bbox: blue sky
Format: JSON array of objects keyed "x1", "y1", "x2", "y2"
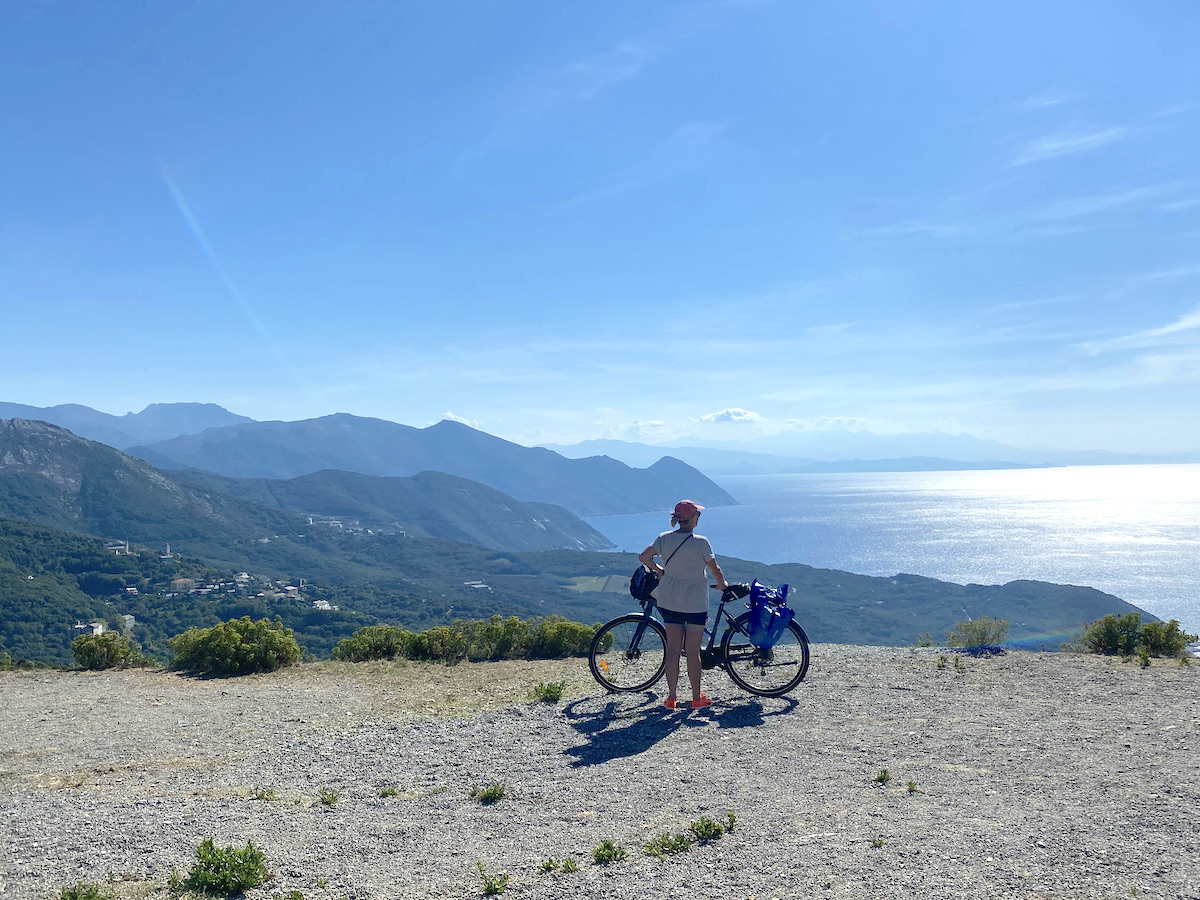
[{"x1": 3, "y1": 1, "x2": 1198, "y2": 453}]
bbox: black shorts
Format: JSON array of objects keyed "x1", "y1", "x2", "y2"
[{"x1": 658, "y1": 607, "x2": 707, "y2": 627}]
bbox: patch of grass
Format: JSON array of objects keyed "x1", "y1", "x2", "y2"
[
  {"x1": 870, "y1": 837, "x2": 886, "y2": 849},
  {"x1": 592, "y1": 839, "x2": 627, "y2": 865},
  {"x1": 560, "y1": 858, "x2": 578, "y2": 873},
  {"x1": 282, "y1": 892, "x2": 305, "y2": 900},
  {"x1": 59, "y1": 883, "x2": 114, "y2": 900},
  {"x1": 476, "y1": 862, "x2": 509, "y2": 895},
  {"x1": 471, "y1": 782, "x2": 506, "y2": 805},
  {"x1": 873, "y1": 769, "x2": 891, "y2": 785},
  {"x1": 319, "y1": 788, "x2": 339, "y2": 806},
  {"x1": 175, "y1": 838, "x2": 268, "y2": 897},
  {"x1": 936, "y1": 655, "x2": 948, "y2": 669},
  {"x1": 379, "y1": 786, "x2": 399, "y2": 798},
  {"x1": 906, "y1": 780, "x2": 918, "y2": 794},
  {"x1": 251, "y1": 787, "x2": 279, "y2": 801},
  {"x1": 643, "y1": 833, "x2": 692, "y2": 858},
  {"x1": 724, "y1": 810, "x2": 737, "y2": 832},
  {"x1": 529, "y1": 680, "x2": 567, "y2": 703},
  {"x1": 688, "y1": 816, "x2": 725, "y2": 843},
  {"x1": 537, "y1": 859, "x2": 559, "y2": 873}
]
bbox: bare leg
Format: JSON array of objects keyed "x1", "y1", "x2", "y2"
[
  {"x1": 684, "y1": 623, "x2": 705, "y2": 701},
  {"x1": 664, "y1": 623, "x2": 685, "y2": 700}
]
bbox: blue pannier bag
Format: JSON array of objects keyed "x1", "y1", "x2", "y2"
[{"x1": 745, "y1": 580, "x2": 794, "y2": 648}]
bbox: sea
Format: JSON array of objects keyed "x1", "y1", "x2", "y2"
[{"x1": 587, "y1": 464, "x2": 1200, "y2": 638}]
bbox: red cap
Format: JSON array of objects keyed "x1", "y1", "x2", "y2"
[{"x1": 673, "y1": 500, "x2": 705, "y2": 519}]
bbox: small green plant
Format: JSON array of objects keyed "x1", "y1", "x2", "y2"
[
  {"x1": 873, "y1": 769, "x2": 891, "y2": 785},
  {"x1": 592, "y1": 839, "x2": 627, "y2": 865},
  {"x1": 906, "y1": 780, "x2": 918, "y2": 794},
  {"x1": 472, "y1": 782, "x2": 506, "y2": 805},
  {"x1": 916, "y1": 632, "x2": 934, "y2": 647},
  {"x1": 1138, "y1": 646, "x2": 1152, "y2": 668},
  {"x1": 476, "y1": 862, "x2": 509, "y2": 895},
  {"x1": 936, "y1": 654, "x2": 948, "y2": 669},
  {"x1": 177, "y1": 838, "x2": 268, "y2": 896},
  {"x1": 537, "y1": 859, "x2": 559, "y2": 873},
  {"x1": 529, "y1": 680, "x2": 567, "y2": 703},
  {"x1": 870, "y1": 837, "x2": 886, "y2": 849},
  {"x1": 953, "y1": 654, "x2": 966, "y2": 675},
  {"x1": 251, "y1": 787, "x2": 279, "y2": 801},
  {"x1": 319, "y1": 789, "x2": 339, "y2": 806},
  {"x1": 283, "y1": 892, "x2": 305, "y2": 900},
  {"x1": 59, "y1": 883, "x2": 114, "y2": 900},
  {"x1": 724, "y1": 810, "x2": 737, "y2": 832},
  {"x1": 379, "y1": 786, "x2": 399, "y2": 798},
  {"x1": 316, "y1": 878, "x2": 329, "y2": 889},
  {"x1": 688, "y1": 816, "x2": 725, "y2": 843},
  {"x1": 643, "y1": 833, "x2": 692, "y2": 858},
  {"x1": 560, "y1": 858, "x2": 578, "y2": 873}
]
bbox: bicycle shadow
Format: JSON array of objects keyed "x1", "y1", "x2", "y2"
[{"x1": 560, "y1": 693, "x2": 798, "y2": 767}]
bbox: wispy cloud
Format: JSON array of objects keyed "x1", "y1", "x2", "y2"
[
  {"x1": 1010, "y1": 127, "x2": 1128, "y2": 166},
  {"x1": 1016, "y1": 92, "x2": 1071, "y2": 111},
  {"x1": 1031, "y1": 185, "x2": 1164, "y2": 221},
  {"x1": 1082, "y1": 305, "x2": 1200, "y2": 354}
]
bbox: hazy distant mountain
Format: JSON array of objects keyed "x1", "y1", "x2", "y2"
[
  {"x1": 0, "y1": 401, "x2": 254, "y2": 448},
  {"x1": 548, "y1": 431, "x2": 1200, "y2": 473},
  {"x1": 175, "y1": 468, "x2": 614, "y2": 552},
  {"x1": 0, "y1": 418, "x2": 612, "y2": 554},
  {"x1": 130, "y1": 415, "x2": 737, "y2": 516}
]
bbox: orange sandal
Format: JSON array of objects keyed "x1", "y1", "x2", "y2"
[
  {"x1": 663, "y1": 697, "x2": 678, "y2": 709},
  {"x1": 691, "y1": 693, "x2": 712, "y2": 709}
]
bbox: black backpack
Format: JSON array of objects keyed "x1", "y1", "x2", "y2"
[{"x1": 628, "y1": 533, "x2": 692, "y2": 601}]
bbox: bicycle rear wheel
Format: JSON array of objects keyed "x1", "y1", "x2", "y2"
[
  {"x1": 721, "y1": 613, "x2": 810, "y2": 696},
  {"x1": 588, "y1": 614, "x2": 668, "y2": 692}
]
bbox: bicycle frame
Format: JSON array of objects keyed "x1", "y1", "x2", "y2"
[{"x1": 641, "y1": 590, "x2": 753, "y2": 670}]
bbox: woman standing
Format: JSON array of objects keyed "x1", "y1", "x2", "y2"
[{"x1": 638, "y1": 499, "x2": 728, "y2": 709}]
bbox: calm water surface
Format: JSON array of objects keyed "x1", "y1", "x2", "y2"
[{"x1": 589, "y1": 464, "x2": 1200, "y2": 635}]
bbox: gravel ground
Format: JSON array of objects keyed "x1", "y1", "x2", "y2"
[{"x1": 2, "y1": 646, "x2": 1198, "y2": 900}]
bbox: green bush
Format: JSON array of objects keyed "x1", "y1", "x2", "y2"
[
  {"x1": 945, "y1": 616, "x2": 1009, "y2": 650},
  {"x1": 529, "y1": 680, "x2": 567, "y2": 703},
  {"x1": 331, "y1": 615, "x2": 600, "y2": 665},
  {"x1": 168, "y1": 616, "x2": 302, "y2": 676},
  {"x1": 1140, "y1": 619, "x2": 1197, "y2": 658},
  {"x1": 71, "y1": 631, "x2": 148, "y2": 670},
  {"x1": 592, "y1": 840, "x2": 627, "y2": 865},
  {"x1": 472, "y1": 782, "x2": 506, "y2": 805},
  {"x1": 643, "y1": 833, "x2": 692, "y2": 858},
  {"x1": 176, "y1": 838, "x2": 268, "y2": 896},
  {"x1": 688, "y1": 816, "x2": 725, "y2": 843},
  {"x1": 331, "y1": 624, "x2": 413, "y2": 662},
  {"x1": 1077, "y1": 613, "x2": 1197, "y2": 659}
]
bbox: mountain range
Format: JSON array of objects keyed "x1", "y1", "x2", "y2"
[
  {"x1": 127, "y1": 414, "x2": 736, "y2": 516},
  {"x1": 0, "y1": 410, "x2": 1157, "y2": 664},
  {"x1": 0, "y1": 418, "x2": 609, "y2": 554},
  {"x1": 545, "y1": 433, "x2": 1200, "y2": 475},
  {"x1": 0, "y1": 401, "x2": 252, "y2": 449}
]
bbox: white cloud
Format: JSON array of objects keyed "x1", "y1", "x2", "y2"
[
  {"x1": 1016, "y1": 92, "x2": 1070, "y2": 111},
  {"x1": 699, "y1": 408, "x2": 763, "y2": 424},
  {"x1": 1010, "y1": 127, "x2": 1127, "y2": 166},
  {"x1": 441, "y1": 411, "x2": 479, "y2": 428},
  {"x1": 1082, "y1": 305, "x2": 1200, "y2": 354},
  {"x1": 1031, "y1": 185, "x2": 1164, "y2": 221}
]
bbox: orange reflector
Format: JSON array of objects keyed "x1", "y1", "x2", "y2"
[{"x1": 600, "y1": 659, "x2": 609, "y2": 673}]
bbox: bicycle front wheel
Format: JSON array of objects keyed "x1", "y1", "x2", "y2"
[
  {"x1": 721, "y1": 613, "x2": 810, "y2": 697},
  {"x1": 588, "y1": 614, "x2": 668, "y2": 692}
]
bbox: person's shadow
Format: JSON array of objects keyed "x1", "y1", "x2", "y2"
[{"x1": 560, "y1": 693, "x2": 799, "y2": 767}]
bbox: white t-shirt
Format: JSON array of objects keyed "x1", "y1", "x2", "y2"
[{"x1": 651, "y1": 530, "x2": 715, "y2": 614}]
